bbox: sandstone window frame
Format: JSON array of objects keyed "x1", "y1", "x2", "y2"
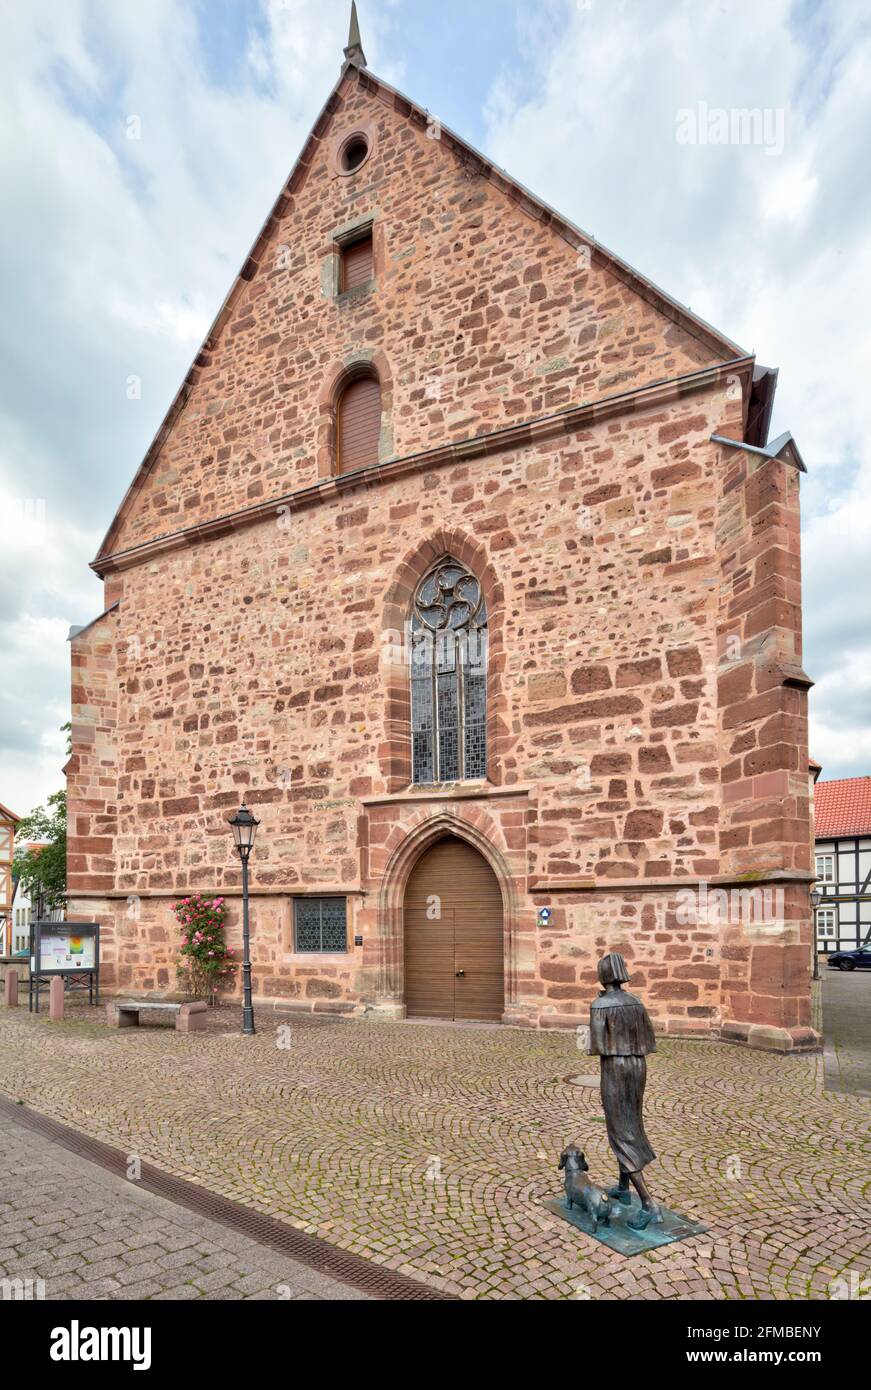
[
  {"x1": 340, "y1": 226, "x2": 374, "y2": 294},
  {"x1": 333, "y1": 124, "x2": 376, "y2": 180},
  {"x1": 409, "y1": 556, "x2": 489, "y2": 787},
  {"x1": 317, "y1": 350, "x2": 393, "y2": 479},
  {"x1": 380, "y1": 529, "x2": 508, "y2": 794},
  {"x1": 335, "y1": 364, "x2": 382, "y2": 475},
  {"x1": 325, "y1": 214, "x2": 380, "y2": 303}
]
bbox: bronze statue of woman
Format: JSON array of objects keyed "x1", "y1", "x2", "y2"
[{"x1": 589, "y1": 952, "x2": 662, "y2": 1230}]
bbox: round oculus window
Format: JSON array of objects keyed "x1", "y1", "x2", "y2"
[{"x1": 340, "y1": 134, "x2": 370, "y2": 173}]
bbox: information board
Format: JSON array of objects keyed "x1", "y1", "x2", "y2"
[
  {"x1": 28, "y1": 921, "x2": 100, "y2": 1012},
  {"x1": 32, "y1": 931, "x2": 96, "y2": 972}
]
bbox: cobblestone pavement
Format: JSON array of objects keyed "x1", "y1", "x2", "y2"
[
  {"x1": 822, "y1": 969, "x2": 871, "y2": 1098},
  {"x1": 0, "y1": 1002, "x2": 868, "y2": 1301},
  {"x1": 0, "y1": 1112, "x2": 371, "y2": 1301}
]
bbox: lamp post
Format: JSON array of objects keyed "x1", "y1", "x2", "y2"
[
  {"x1": 809, "y1": 884, "x2": 823, "y2": 982},
  {"x1": 228, "y1": 802, "x2": 260, "y2": 1036}
]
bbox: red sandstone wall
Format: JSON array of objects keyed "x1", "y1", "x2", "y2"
[
  {"x1": 66, "y1": 67, "x2": 813, "y2": 1045},
  {"x1": 106, "y1": 388, "x2": 736, "y2": 893},
  {"x1": 714, "y1": 445, "x2": 813, "y2": 1045},
  {"x1": 66, "y1": 380, "x2": 808, "y2": 1034},
  {"x1": 105, "y1": 69, "x2": 725, "y2": 557}
]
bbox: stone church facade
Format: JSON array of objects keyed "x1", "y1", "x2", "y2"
[{"x1": 67, "y1": 23, "x2": 817, "y2": 1051}]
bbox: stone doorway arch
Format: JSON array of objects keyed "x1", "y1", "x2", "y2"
[
  {"x1": 404, "y1": 835, "x2": 504, "y2": 1021},
  {"x1": 373, "y1": 811, "x2": 519, "y2": 1022}
]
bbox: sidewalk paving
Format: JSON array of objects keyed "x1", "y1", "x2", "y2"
[
  {"x1": 0, "y1": 1002, "x2": 868, "y2": 1300},
  {"x1": 821, "y1": 968, "x2": 871, "y2": 1098},
  {"x1": 0, "y1": 1113, "x2": 371, "y2": 1301}
]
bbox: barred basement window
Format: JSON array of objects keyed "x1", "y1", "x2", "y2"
[
  {"x1": 293, "y1": 898, "x2": 348, "y2": 953},
  {"x1": 410, "y1": 558, "x2": 488, "y2": 785}
]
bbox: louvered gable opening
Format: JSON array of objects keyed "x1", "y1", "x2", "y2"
[
  {"x1": 342, "y1": 233, "x2": 373, "y2": 292},
  {"x1": 337, "y1": 374, "x2": 381, "y2": 474}
]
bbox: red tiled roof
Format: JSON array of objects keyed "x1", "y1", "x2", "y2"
[{"x1": 814, "y1": 777, "x2": 871, "y2": 838}]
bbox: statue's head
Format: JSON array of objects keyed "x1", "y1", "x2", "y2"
[{"x1": 597, "y1": 952, "x2": 630, "y2": 988}]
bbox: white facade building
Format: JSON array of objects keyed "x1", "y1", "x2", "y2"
[{"x1": 813, "y1": 778, "x2": 871, "y2": 955}]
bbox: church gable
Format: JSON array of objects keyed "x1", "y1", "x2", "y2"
[{"x1": 97, "y1": 55, "x2": 745, "y2": 566}]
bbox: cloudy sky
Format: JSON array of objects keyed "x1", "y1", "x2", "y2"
[{"x1": 1, "y1": 0, "x2": 869, "y2": 819}]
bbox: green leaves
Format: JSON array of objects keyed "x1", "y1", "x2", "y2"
[
  {"x1": 172, "y1": 895, "x2": 236, "y2": 1001},
  {"x1": 13, "y1": 790, "x2": 67, "y2": 914}
]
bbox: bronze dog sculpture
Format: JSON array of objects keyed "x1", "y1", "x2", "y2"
[{"x1": 558, "y1": 1144, "x2": 612, "y2": 1227}]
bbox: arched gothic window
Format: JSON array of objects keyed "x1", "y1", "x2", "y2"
[{"x1": 410, "y1": 558, "x2": 488, "y2": 784}]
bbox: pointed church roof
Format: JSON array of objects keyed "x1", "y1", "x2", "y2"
[{"x1": 92, "y1": 25, "x2": 753, "y2": 572}]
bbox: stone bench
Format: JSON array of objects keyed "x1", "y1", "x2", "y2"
[{"x1": 106, "y1": 1000, "x2": 208, "y2": 1033}]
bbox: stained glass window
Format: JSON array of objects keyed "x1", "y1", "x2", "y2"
[
  {"x1": 294, "y1": 898, "x2": 348, "y2": 953},
  {"x1": 410, "y1": 558, "x2": 488, "y2": 784}
]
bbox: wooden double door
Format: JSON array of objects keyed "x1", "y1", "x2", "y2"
[{"x1": 404, "y1": 836, "x2": 504, "y2": 1022}]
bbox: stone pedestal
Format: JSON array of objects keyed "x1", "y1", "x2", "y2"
[
  {"x1": 49, "y1": 977, "x2": 64, "y2": 1021},
  {"x1": 106, "y1": 1003, "x2": 135, "y2": 1027},
  {"x1": 176, "y1": 1001, "x2": 208, "y2": 1032},
  {"x1": 4, "y1": 969, "x2": 18, "y2": 1007}
]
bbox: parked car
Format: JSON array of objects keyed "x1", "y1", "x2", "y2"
[{"x1": 827, "y1": 945, "x2": 871, "y2": 971}]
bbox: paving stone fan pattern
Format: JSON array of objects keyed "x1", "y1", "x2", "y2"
[{"x1": 0, "y1": 1005, "x2": 867, "y2": 1300}]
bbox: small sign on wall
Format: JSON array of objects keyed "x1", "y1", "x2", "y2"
[{"x1": 537, "y1": 907, "x2": 552, "y2": 925}]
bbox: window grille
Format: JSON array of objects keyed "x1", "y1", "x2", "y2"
[{"x1": 294, "y1": 898, "x2": 348, "y2": 953}]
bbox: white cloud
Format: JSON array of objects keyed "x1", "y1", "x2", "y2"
[
  {"x1": 760, "y1": 161, "x2": 819, "y2": 223},
  {"x1": 482, "y1": 0, "x2": 871, "y2": 777}
]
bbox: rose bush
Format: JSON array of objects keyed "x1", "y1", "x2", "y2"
[{"x1": 172, "y1": 894, "x2": 236, "y2": 1002}]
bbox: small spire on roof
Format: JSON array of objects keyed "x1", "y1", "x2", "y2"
[{"x1": 344, "y1": 0, "x2": 367, "y2": 69}]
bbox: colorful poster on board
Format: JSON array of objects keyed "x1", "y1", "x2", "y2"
[{"x1": 38, "y1": 931, "x2": 96, "y2": 970}]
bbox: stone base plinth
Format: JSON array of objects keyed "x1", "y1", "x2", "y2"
[
  {"x1": 362, "y1": 1001, "x2": 407, "y2": 1021},
  {"x1": 720, "y1": 1020, "x2": 822, "y2": 1053}
]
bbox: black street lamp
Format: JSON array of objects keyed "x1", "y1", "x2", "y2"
[
  {"x1": 809, "y1": 884, "x2": 823, "y2": 982},
  {"x1": 228, "y1": 802, "x2": 260, "y2": 1036}
]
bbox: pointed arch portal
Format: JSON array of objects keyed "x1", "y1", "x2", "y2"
[{"x1": 403, "y1": 834, "x2": 505, "y2": 1022}]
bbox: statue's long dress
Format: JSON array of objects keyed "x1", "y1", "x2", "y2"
[{"x1": 589, "y1": 989, "x2": 657, "y2": 1175}]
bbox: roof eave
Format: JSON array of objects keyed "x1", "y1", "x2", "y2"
[{"x1": 68, "y1": 600, "x2": 121, "y2": 642}]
